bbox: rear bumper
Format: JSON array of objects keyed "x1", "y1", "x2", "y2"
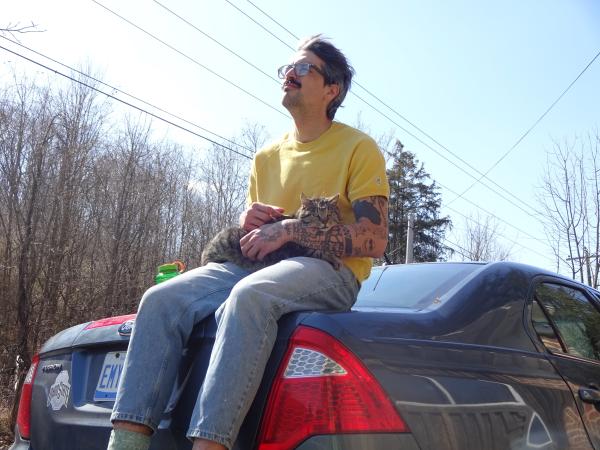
[
  {"x1": 10, "y1": 432, "x2": 418, "y2": 450},
  {"x1": 9, "y1": 427, "x2": 31, "y2": 450},
  {"x1": 25, "y1": 423, "x2": 184, "y2": 450},
  {"x1": 296, "y1": 433, "x2": 419, "y2": 449}
]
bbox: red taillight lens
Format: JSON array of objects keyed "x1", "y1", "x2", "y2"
[
  {"x1": 84, "y1": 313, "x2": 136, "y2": 329},
  {"x1": 16, "y1": 354, "x2": 40, "y2": 440},
  {"x1": 257, "y1": 326, "x2": 408, "y2": 450}
]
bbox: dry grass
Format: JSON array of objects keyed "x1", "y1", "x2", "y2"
[
  {"x1": 0, "y1": 383, "x2": 15, "y2": 450},
  {"x1": 0, "y1": 405, "x2": 13, "y2": 449}
]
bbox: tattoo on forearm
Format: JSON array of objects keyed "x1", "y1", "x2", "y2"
[
  {"x1": 353, "y1": 198, "x2": 382, "y2": 225},
  {"x1": 285, "y1": 221, "x2": 350, "y2": 257},
  {"x1": 263, "y1": 227, "x2": 284, "y2": 242},
  {"x1": 351, "y1": 196, "x2": 389, "y2": 257},
  {"x1": 324, "y1": 225, "x2": 348, "y2": 257},
  {"x1": 343, "y1": 227, "x2": 353, "y2": 255}
]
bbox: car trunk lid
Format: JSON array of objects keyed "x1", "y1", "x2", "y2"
[{"x1": 28, "y1": 312, "x2": 303, "y2": 450}]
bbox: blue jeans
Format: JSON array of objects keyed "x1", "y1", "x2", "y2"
[{"x1": 110, "y1": 257, "x2": 359, "y2": 449}]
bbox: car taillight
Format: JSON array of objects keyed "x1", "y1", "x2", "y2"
[
  {"x1": 257, "y1": 326, "x2": 408, "y2": 450},
  {"x1": 84, "y1": 313, "x2": 136, "y2": 329},
  {"x1": 16, "y1": 354, "x2": 40, "y2": 440}
]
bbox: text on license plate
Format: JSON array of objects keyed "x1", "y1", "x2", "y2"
[{"x1": 94, "y1": 351, "x2": 126, "y2": 401}]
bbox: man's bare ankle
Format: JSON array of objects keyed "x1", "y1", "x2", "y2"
[
  {"x1": 192, "y1": 437, "x2": 226, "y2": 450},
  {"x1": 113, "y1": 420, "x2": 153, "y2": 436}
]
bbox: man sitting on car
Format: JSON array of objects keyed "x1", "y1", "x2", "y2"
[{"x1": 108, "y1": 34, "x2": 389, "y2": 450}]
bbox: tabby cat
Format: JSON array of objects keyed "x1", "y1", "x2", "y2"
[{"x1": 201, "y1": 193, "x2": 342, "y2": 271}]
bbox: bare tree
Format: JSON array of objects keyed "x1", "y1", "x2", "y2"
[
  {"x1": 0, "y1": 70, "x2": 264, "y2": 437},
  {"x1": 0, "y1": 22, "x2": 44, "y2": 40},
  {"x1": 538, "y1": 132, "x2": 600, "y2": 288},
  {"x1": 239, "y1": 122, "x2": 269, "y2": 154},
  {"x1": 198, "y1": 144, "x2": 250, "y2": 233},
  {"x1": 457, "y1": 212, "x2": 512, "y2": 262},
  {"x1": 35, "y1": 72, "x2": 106, "y2": 340},
  {"x1": 0, "y1": 78, "x2": 57, "y2": 426}
]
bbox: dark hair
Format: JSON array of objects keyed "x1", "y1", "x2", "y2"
[{"x1": 298, "y1": 34, "x2": 355, "y2": 120}]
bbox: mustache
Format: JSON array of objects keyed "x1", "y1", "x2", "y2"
[{"x1": 283, "y1": 79, "x2": 302, "y2": 89}]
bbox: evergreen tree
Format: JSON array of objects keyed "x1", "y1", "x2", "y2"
[{"x1": 386, "y1": 140, "x2": 452, "y2": 263}]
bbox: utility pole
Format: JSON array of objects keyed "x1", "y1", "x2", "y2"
[
  {"x1": 406, "y1": 214, "x2": 414, "y2": 264},
  {"x1": 566, "y1": 247, "x2": 598, "y2": 288}
]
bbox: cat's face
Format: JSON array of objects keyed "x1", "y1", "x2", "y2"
[{"x1": 297, "y1": 194, "x2": 341, "y2": 226}]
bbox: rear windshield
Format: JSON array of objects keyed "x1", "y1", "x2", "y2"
[{"x1": 355, "y1": 263, "x2": 484, "y2": 310}]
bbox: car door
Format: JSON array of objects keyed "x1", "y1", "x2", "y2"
[{"x1": 529, "y1": 279, "x2": 600, "y2": 448}]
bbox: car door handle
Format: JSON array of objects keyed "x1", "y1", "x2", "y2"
[{"x1": 579, "y1": 387, "x2": 600, "y2": 404}]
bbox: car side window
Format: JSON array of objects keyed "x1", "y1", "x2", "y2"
[
  {"x1": 531, "y1": 300, "x2": 564, "y2": 354},
  {"x1": 534, "y1": 283, "x2": 600, "y2": 361}
]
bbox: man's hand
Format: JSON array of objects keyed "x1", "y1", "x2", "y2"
[
  {"x1": 240, "y1": 219, "x2": 296, "y2": 261},
  {"x1": 239, "y1": 202, "x2": 285, "y2": 231}
]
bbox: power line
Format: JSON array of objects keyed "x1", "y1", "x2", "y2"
[
  {"x1": 245, "y1": 0, "x2": 299, "y2": 40},
  {"x1": 223, "y1": 0, "x2": 294, "y2": 51},
  {"x1": 151, "y1": 0, "x2": 280, "y2": 86},
  {"x1": 0, "y1": 43, "x2": 253, "y2": 160},
  {"x1": 349, "y1": 89, "x2": 537, "y2": 217},
  {"x1": 442, "y1": 237, "x2": 476, "y2": 261},
  {"x1": 443, "y1": 202, "x2": 553, "y2": 262},
  {"x1": 437, "y1": 179, "x2": 546, "y2": 245},
  {"x1": 447, "y1": 48, "x2": 600, "y2": 205},
  {"x1": 0, "y1": 35, "x2": 256, "y2": 157},
  {"x1": 90, "y1": 0, "x2": 289, "y2": 119}
]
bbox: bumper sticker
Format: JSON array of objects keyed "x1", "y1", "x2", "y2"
[{"x1": 47, "y1": 370, "x2": 71, "y2": 411}]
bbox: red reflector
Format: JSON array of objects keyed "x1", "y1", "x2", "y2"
[
  {"x1": 258, "y1": 326, "x2": 408, "y2": 450},
  {"x1": 16, "y1": 354, "x2": 39, "y2": 440},
  {"x1": 84, "y1": 314, "x2": 136, "y2": 329}
]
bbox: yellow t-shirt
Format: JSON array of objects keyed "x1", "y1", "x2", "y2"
[{"x1": 247, "y1": 121, "x2": 390, "y2": 282}]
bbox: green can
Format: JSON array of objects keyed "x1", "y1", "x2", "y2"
[{"x1": 155, "y1": 260, "x2": 186, "y2": 284}]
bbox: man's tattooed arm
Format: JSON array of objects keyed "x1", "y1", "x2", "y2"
[{"x1": 283, "y1": 196, "x2": 389, "y2": 258}]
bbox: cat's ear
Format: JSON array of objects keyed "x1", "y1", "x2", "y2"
[
  {"x1": 300, "y1": 192, "x2": 309, "y2": 206},
  {"x1": 328, "y1": 193, "x2": 340, "y2": 205}
]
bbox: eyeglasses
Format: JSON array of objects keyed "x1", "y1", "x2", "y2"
[{"x1": 277, "y1": 63, "x2": 326, "y2": 80}]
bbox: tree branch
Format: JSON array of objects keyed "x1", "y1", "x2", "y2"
[{"x1": 1, "y1": 22, "x2": 44, "y2": 41}]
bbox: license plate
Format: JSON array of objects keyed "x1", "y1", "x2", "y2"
[{"x1": 94, "y1": 351, "x2": 126, "y2": 401}]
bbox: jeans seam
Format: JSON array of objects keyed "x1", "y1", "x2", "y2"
[
  {"x1": 187, "y1": 430, "x2": 231, "y2": 448},
  {"x1": 110, "y1": 412, "x2": 157, "y2": 431},
  {"x1": 144, "y1": 286, "x2": 235, "y2": 424},
  {"x1": 290, "y1": 271, "x2": 357, "y2": 307},
  {"x1": 167, "y1": 283, "x2": 239, "y2": 343},
  {"x1": 226, "y1": 314, "x2": 276, "y2": 438},
  {"x1": 146, "y1": 344, "x2": 171, "y2": 426}
]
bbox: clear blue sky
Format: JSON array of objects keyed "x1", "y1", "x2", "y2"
[{"x1": 2, "y1": 0, "x2": 599, "y2": 272}]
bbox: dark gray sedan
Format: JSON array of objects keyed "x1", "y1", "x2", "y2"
[{"x1": 11, "y1": 262, "x2": 600, "y2": 449}]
